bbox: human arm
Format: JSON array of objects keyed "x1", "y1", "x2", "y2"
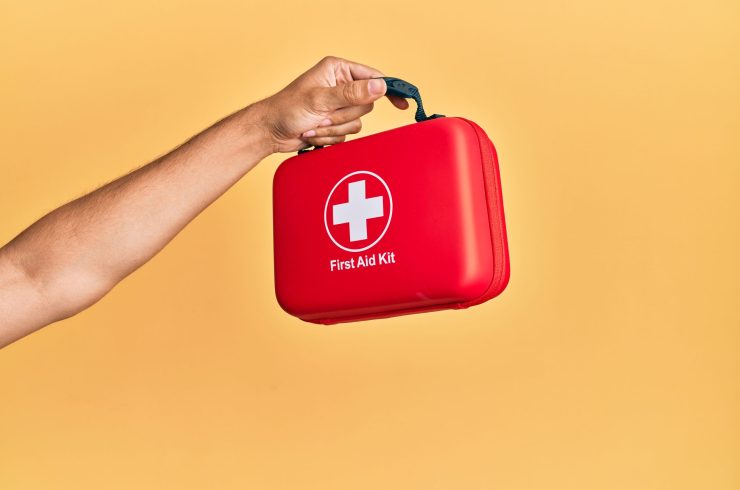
[{"x1": 0, "y1": 56, "x2": 408, "y2": 348}]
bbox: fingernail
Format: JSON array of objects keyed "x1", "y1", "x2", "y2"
[
  {"x1": 303, "y1": 129, "x2": 316, "y2": 137},
  {"x1": 368, "y1": 78, "x2": 384, "y2": 95},
  {"x1": 320, "y1": 118, "x2": 332, "y2": 127}
]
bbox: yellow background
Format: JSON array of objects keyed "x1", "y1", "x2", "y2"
[{"x1": 1, "y1": 0, "x2": 738, "y2": 488}]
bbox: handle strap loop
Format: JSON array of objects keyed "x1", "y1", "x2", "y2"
[{"x1": 380, "y1": 77, "x2": 444, "y2": 123}]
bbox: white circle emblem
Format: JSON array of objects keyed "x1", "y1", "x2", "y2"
[{"x1": 323, "y1": 170, "x2": 393, "y2": 253}]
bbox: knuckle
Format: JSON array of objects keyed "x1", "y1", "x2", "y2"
[
  {"x1": 342, "y1": 83, "x2": 362, "y2": 104},
  {"x1": 341, "y1": 84, "x2": 354, "y2": 104},
  {"x1": 321, "y1": 55, "x2": 339, "y2": 66},
  {"x1": 350, "y1": 119, "x2": 362, "y2": 133},
  {"x1": 316, "y1": 135, "x2": 345, "y2": 146},
  {"x1": 321, "y1": 126, "x2": 338, "y2": 137}
]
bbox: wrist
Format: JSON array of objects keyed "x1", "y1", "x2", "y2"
[{"x1": 228, "y1": 101, "x2": 276, "y2": 161}]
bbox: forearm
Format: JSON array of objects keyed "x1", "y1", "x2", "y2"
[{"x1": 0, "y1": 104, "x2": 271, "y2": 343}]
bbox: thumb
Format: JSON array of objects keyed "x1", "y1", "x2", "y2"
[{"x1": 317, "y1": 78, "x2": 387, "y2": 111}]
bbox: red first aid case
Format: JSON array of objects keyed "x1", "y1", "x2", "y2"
[{"x1": 272, "y1": 77, "x2": 509, "y2": 324}]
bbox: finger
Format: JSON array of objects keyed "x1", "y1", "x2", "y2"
[
  {"x1": 314, "y1": 78, "x2": 386, "y2": 111},
  {"x1": 387, "y1": 95, "x2": 410, "y2": 110},
  {"x1": 314, "y1": 104, "x2": 373, "y2": 127},
  {"x1": 318, "y1": 56, "x2": 385, "y2": 80},
  {"x1": 318, "y1": 57, "x2": 409, "y2": 111},
  {"x1": 304, "y1": 135, "x2": 347, "y2": 146},
  {"x1": 343, "y1": 59, "x2": 384, "y2": 80},
  {"x1": 302, "y1": 119, "x2": 362, "y2": 139},
  {"x1": 340, "y1": 59, "x2": 408, "y2": 109}
]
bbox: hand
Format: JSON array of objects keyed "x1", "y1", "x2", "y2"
[{"x1": 250, "y1": 56, "x2": 409, "y2": 153}]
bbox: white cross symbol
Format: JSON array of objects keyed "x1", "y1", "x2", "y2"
[{"x1": 332, "y1": 180, "x2": 384, "y2": 242}]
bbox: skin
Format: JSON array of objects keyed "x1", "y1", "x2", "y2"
[{"x1": 0, "y1": 56, "x2": 410, "y2": 348}]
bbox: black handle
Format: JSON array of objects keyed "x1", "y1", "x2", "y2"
[{"x1": 380, "y1": 77, "x2": 444, "y2": 123}]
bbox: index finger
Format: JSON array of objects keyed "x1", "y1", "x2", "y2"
[{"x1": 340, "y1": 58, "x2": 384, "y2": 80}]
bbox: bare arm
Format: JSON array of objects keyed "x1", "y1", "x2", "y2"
[{"x1": 0, "y1": 56, "x2": 408, "y2": 347}]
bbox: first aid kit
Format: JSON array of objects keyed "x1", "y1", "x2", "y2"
[{"x1": 272, "y1": 77, "x2": 509, "y2": 324}]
